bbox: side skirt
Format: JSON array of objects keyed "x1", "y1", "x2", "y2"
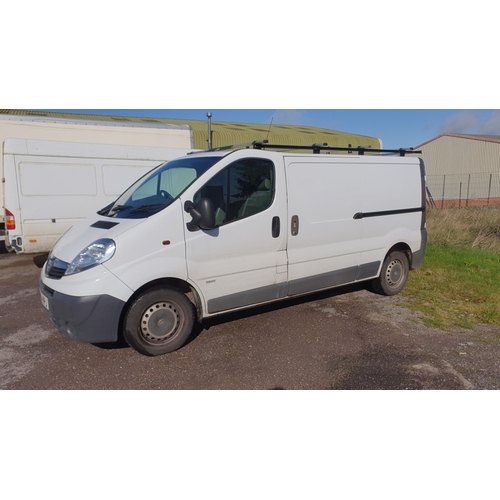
[{"x1": 207, "y1": 261, "x2": 381, "y2": 314}]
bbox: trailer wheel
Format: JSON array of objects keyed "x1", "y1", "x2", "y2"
[
  {"x1": 123, "y1": 286, "x2": 195, "y2": 356},
  {"x1": 373, "y1": 251, "x2": 409, "y2": 296}
]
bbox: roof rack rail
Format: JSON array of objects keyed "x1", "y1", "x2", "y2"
[
  {"x1": 187, "y1": 142, "x2": 257, "y2": 155},
  {"x1": 251, "y1": 140, "x2": 421, "y2": 156},
  {"x1": 188, "y1": 140, "x2": 422, "y2": 156}
]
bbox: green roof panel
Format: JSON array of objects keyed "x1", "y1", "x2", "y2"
[{"x1": 0, "y1": 109, "x2": 381, "y2": 151}]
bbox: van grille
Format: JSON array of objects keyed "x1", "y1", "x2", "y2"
[
  {"x1": 41, "y1": 283, "x2": 55, "y2": 296},
  {"x1": 45, "y1": 257, "x2": 69, "y2": 279}
]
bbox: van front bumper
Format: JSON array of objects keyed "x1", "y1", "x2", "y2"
[{"x1": 40, "y1": 279, "x2": 126, "y2": 343}]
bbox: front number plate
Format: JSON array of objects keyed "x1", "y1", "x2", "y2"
[{"x1": 40, "y1": 292, "x2": 49, "y2": 310}]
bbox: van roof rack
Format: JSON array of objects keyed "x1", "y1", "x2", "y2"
[
  {"x1": 251, "y1": 140, "x2": 422, "y2": 156},
  {"x1": 190, "y1": 140, "x2": 421, "y2": 157}
]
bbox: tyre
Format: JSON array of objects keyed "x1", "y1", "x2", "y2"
[
  {"x1": 372, "y1": 251, "x2": 409, "y2": 296},
  {"x1": 123, "y1": 286, "x2": 195, "y2": 356}
]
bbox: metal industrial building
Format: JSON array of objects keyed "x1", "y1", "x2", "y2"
[
  {"x1": 416, "y1": 134, "x2": 500, "y2": 207},
  {"x1": 0, "y1": 110, "x2": 382, "y2": 151}
]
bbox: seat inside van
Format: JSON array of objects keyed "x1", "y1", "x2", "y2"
[{"x1": 238, "y1": 179, "x2": 272, "y2": 218}]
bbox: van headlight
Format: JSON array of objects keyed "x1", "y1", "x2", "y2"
[{"x1": 65, "y1": 238, "x2": 116, "y2": 276}]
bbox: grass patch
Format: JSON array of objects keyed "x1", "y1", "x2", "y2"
[
  {"x1": 403, "y1": 245, "x2": 500, "y2": 330},
  {"x1": 402, "y1": 207, "x2": 500, "y2": 330}
]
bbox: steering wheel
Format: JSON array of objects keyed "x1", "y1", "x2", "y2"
[{"x1": 159, "y1": 190, "x2": 174, "y2": 201}]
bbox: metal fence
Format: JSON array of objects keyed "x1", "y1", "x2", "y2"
[{"x1": 426, "y1": 173, "x2": 500, "y2": 208}]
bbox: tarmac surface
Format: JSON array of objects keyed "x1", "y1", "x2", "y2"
[{"x1": 1, "y1": 248, "x2": 499, "y2": 390}]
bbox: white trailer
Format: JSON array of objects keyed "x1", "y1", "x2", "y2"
[
  {"x1": 3, "y1": 139, "x2": 193, "y2": 253},
  {"x1": 0, "y1": 113, "x2": 193, "y2": 243},
  {"x1": 39, "y1": 142, "x2": 427, "y2": 356}
]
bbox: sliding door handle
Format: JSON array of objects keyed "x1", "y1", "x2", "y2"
[{"x1": 291, "y1": 215, "x2": 299, "y2": 236}]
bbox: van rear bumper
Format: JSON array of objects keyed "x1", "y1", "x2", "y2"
[
  {"x1": 40, "y1": 279, "x2": 125, "y2": 343},
  {"x1": 411, "y1": 229, "x2": 428, "y2": 269}
]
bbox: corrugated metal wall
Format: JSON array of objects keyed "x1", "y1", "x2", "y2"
[
  {"x1": 418, "y1": 134, "x2": 500, "y2": 175},
  {"x1": 418, "y1": 135, "x2": 500, "y2": 205}
]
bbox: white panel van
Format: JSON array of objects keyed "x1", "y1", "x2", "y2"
[
  {"x1": 39, "y1": 143, "x2": 427, "y2": 356},
  {"x1": 3, "y1": 139, "x2": 193, "y2": 253},
  {"x1": 0, "y1": 113, "x2": 192, "y2": 244}
]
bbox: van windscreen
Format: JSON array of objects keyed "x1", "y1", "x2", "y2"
[{"x1": 102, "y1": 156, "x2": 223, "y2": 219}]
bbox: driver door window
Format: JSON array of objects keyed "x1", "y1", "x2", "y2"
[{"x1": 194, "y1": 158, "x2": 274, "y2": 227}]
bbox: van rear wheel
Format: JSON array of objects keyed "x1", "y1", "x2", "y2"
[
  {"x1": 123, "y1": 286, "x2": 195, "y2": 356},
  {"x1": 373, "y1": 251, "x2": 409, "y2": 296}
]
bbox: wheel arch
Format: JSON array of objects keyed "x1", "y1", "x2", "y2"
[
  {"x1": 384, "y1": 242, "x2": 413, "y2": 270},
  {"x1": 119, "y1": 278, "x2": 204, "y2": 339}
]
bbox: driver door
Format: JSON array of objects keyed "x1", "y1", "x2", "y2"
[{"x1": 182, "y1": 156, "x2": 287, "y2": 315}]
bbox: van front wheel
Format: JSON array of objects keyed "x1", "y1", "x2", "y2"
[
  {"x1": 123, "y1": 287, "x2": 195, "y2": 356},
  {"x1": 373, "y1": 251, "x2": 409, "y2": 296}
]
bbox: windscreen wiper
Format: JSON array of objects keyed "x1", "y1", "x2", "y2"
[
  {"x1": 97, "y1": 202, "x2": 114, "y2": 216},
  {"x1": 110, "y1": 205, "x2": 133, "y2": 213},
  {"x1": 129, "y1": 204, "x2": 167, "y2": 214}
]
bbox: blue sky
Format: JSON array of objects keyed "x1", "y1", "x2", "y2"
[{"x1": 55, "y1": 109, "x2": 500, "y2": 150}]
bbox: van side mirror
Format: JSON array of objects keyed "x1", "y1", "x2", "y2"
[{"x1": 184, "y1": 199, "x2": 216, "y2": 232}]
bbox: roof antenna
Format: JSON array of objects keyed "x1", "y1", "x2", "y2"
[
  {"x1": 207, "y1": 112, "x2": 213, "y2": 149},
  {"x1": 265, "y1": 117, "x2": 274, "y2": 141}
]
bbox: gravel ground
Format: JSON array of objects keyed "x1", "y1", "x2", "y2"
[{"x1": 1, "y1": 248, "x2": 499, "y2": 390}]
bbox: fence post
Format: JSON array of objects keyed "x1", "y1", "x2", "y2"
[
  {"x1": 487, "y1": 173, "x2": 492, "y2": 206},
  {"x1": 466, "y1": 174, "x2": 470, "y2": 207},
  {"x1": 441, "y1": 175, "x2": 446, "y2": 208}
]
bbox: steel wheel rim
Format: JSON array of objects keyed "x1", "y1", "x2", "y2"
[
  {"x1": 386, "y1": 259, "x2": 405, "y2": 288},
  {"x1": 140, "y1": 301, "x2": 181, "y2": 343}
]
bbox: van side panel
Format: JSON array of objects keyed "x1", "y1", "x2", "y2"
[
  {"x1": 284, "y1": 156, "x2": 425, "y2": 296},
  {"x1": 3, "y1": 139, "x2": 193, "y2": 253},
  {"x1": 8, "y1": 156, "x2": 156, "y2": 253},
  {"x1": 360, "y1": 160, "x2": 425, "y2": 268}
]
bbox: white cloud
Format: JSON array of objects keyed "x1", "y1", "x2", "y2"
[
  {"x1": 479, "y1": 110, "x2": 500, "y2": 135},
  {"x1": 270, "y1": 110, "x2": 305, "y2": 126},
  {"x1": 439, "y1": 111, "x2": 481, "y2": 134}
]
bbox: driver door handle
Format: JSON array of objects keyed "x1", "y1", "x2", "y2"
[{"x1": 272, "y1": 216, "x2": 280, "y2": 238}]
